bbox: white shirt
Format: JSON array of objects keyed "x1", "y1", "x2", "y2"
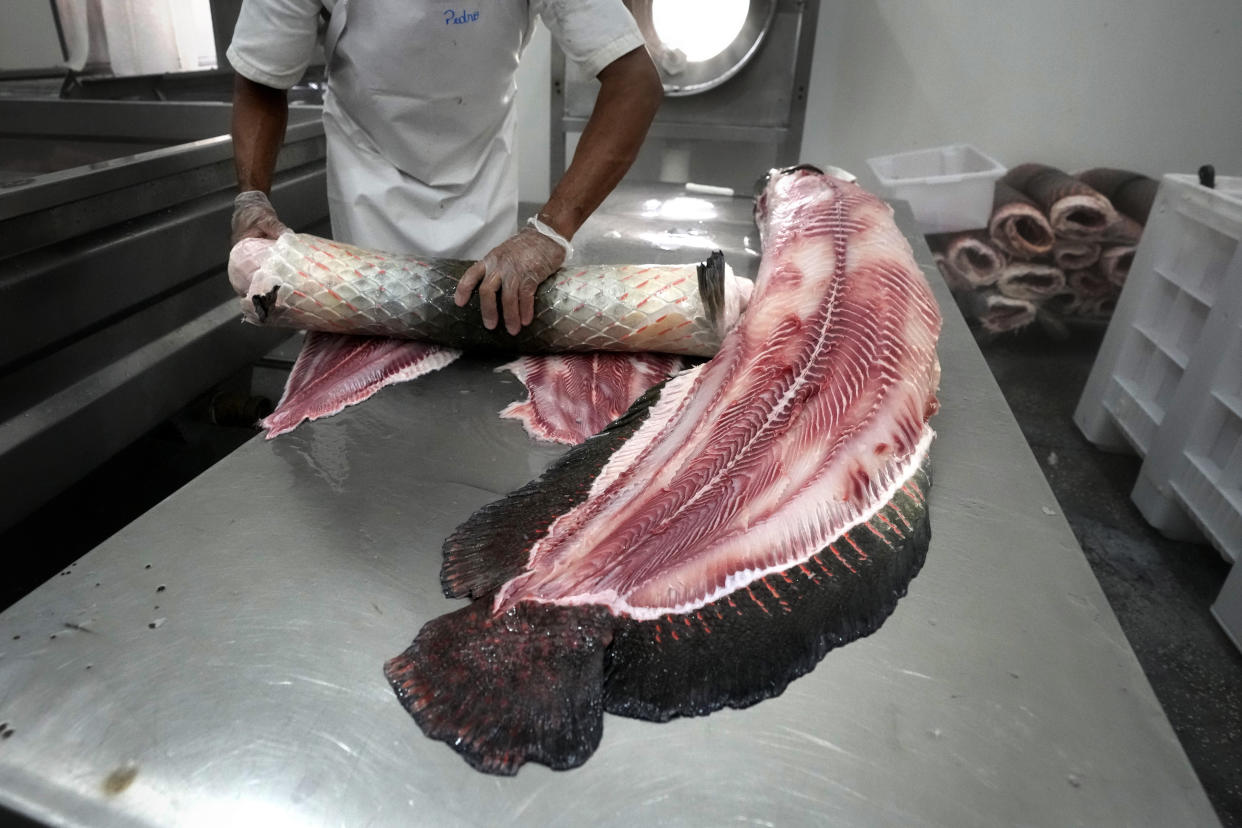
[
  {"x1": 228, "y1": 0, "x2": 644, "y2": 91},
  {"x1": 227, "y1": 0, "x2": 644, "y2": 256}
]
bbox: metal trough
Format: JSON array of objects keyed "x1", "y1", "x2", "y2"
[{"x1": 0, "y1": 98, "x2": 329, "y2": 532}]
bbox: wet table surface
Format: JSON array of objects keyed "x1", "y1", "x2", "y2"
[{"x1": 0, "y1": 183, "x2": 1220, "y2": 827}]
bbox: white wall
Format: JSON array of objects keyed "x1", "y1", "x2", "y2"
[
  {"x1": 802, "y1": 0, "x2": 1242, "y2": 189},
  {"x1": 0, "y1": 0, "x2": 64, "y2": 71},
  {"x1": 515, "y1": 22, "x2": 552, "y2": 204}
]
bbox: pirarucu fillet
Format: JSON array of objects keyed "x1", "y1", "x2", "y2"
[
  {"x1": 384, "y1": 166, "x2": 943, "y2": 774},
  {"x1": 228, "y1": 234, "x2": 751, "y2": 357},
  {"x1": 498, "y1": 353, "x2": 686, "y2": 445}
]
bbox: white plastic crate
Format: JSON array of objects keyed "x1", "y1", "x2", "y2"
[
  {"x1": 1075, "y1": 174, "x2": 1242, "y2": 562},
  {"x1": 1215, "y1": 564, "x2": 1242, "y2": 653},
  {"x1": 866, "y1": 144, "x2": 1006, "y2": 234}
]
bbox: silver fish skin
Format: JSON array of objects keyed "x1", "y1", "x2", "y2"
[{"x1": 228, "y1": 233, "x2": 753, "y2": 357}]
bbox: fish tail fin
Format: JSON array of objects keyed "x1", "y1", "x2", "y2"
[
  {"x1": 384, "y1": 599, "x2": 614, "y2": 775},
  {"x1": 697, "y1": 249, "x2": 727, "y2": 330},
  {"x1": 251, "y1": 285, "x2": 281, "y2": 323}
]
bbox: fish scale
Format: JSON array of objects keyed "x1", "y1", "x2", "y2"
[{"x1": 231, "y1": 233, "x2": 743, "y2": 357}]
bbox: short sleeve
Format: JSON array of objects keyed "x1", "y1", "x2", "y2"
[
  {"x1": 226, "y1": 0, "x2": 324, "y2": 89},
  {"x1": 536, "y1": 0, "x2": 647, "y2": 78}
]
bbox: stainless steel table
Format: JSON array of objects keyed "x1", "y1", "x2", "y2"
[{"x1": 0, "y1": 184, "x2": 1219, "y2": 827}]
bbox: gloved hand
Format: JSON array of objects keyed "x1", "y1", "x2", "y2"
[
  {"x1": 231, "y1": 190, "x2": 288, "y2": 245},
  {"x1": 454, "y1": 224, "x2": 569, "y2": 335}
]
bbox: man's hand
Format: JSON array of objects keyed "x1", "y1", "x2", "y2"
[
  {"x1": 454, "y1": 226, "x2": 567, "y2": 335},
  {"x1": 231, "y1": 190, "x2": 288, "y2": 245}
]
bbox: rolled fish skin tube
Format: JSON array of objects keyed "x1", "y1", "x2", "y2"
[{"x1": 228, "y1": 232, "x2": 753, "y2": 358}]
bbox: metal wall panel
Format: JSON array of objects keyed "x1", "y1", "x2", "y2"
[{"x1": 0, "y1": 99, "x2": 330, "y2": 532}]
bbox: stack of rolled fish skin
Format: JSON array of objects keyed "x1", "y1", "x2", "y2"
[{"x1": 927, "y1": 165, "x2": 1158, "y2": 335}]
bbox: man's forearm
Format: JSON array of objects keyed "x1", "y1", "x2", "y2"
[
  {"x1": 231, "y1": 74, "x2": 289, "y2": 193},
  {"x1": 537, "y1": 47, "x2": 662, "y2": 239}
]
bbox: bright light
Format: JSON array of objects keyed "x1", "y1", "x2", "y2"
[
  {"x1": 640, "y1": 197, "x2": 718, "y2": 222},
  {"x1": 638, "y1": 230, "x2": 722, "y2": 253},
  {"x1": 652, "y1": 0, "x2": 749, "y2": 63}
]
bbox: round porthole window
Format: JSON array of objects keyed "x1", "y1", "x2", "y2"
[
  {"x1": 652, "y1": 0, "x2": 749, "y2": 63},
  {"x1": 628, "y1": 0, "x2": 777, "y2": 96}
]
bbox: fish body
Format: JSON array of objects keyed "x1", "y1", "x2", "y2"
[
  {"x1": 229, "y1": 234, "x2": 752, "y2": 357},
  {"x1": 385, "y1": 167, "x2": 942, "y2": 774}
]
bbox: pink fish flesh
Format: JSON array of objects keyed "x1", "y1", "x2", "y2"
[
  {"x1": 259, "y1": 334, "x2": 681, "y2": 442},
  {"x1": 383, "y1": 166, "x2": 942, "y2": 774},
  {"x1": 498, "y1": 353, "x2": 685, "y2": 445},
  {"x1": 260, "y1": 332, "x2": 460, "y2": 438}
]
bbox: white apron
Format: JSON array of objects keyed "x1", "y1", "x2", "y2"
[{"x1": 321, "y1": 0, "x2": 534, "y2": 258}]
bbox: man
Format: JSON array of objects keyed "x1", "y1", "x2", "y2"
[{"x1": 228, "y1": 0, "x2": 662, "y2": 335}]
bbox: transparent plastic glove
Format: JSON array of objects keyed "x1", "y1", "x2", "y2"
[
  {"x1": 454, "y1": 225, "x2": 569, "y2": 335},
  {"x1": 231, "y1": 190, "x2": 288, "y2": 245}
]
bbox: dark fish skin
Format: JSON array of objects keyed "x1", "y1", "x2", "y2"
[
  {"x1": 1002, "y1": 163, "x2": 1116, "y2": 239},
  {"x1": 1075, "y1": 168, "x2": 1159, "y2": 225},
  {"x1": 1003, "y1": 163, "x2": 1097, "y2": 210},
  {"x1": 384, "y1": 411, "x2": 932, "y2": 774}
]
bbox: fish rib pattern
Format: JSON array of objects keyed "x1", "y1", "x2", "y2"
[
  {"x1": 495, "y1": 171, "x2": 941, "y2": 618},
  {"x1": 260, "y1": 332, "x2": 460, "y2": 438},
  {"x1": 498, "y1": 353, "x2": 685, "y2": 445}
]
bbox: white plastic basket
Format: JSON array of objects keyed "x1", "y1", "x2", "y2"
[
  {"x1": 866, "y1": 144, "x2": 1006, "y2": 234},
  {"x1": 1075, "y1": 174, "x2": 1242, "y2": 562}
]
